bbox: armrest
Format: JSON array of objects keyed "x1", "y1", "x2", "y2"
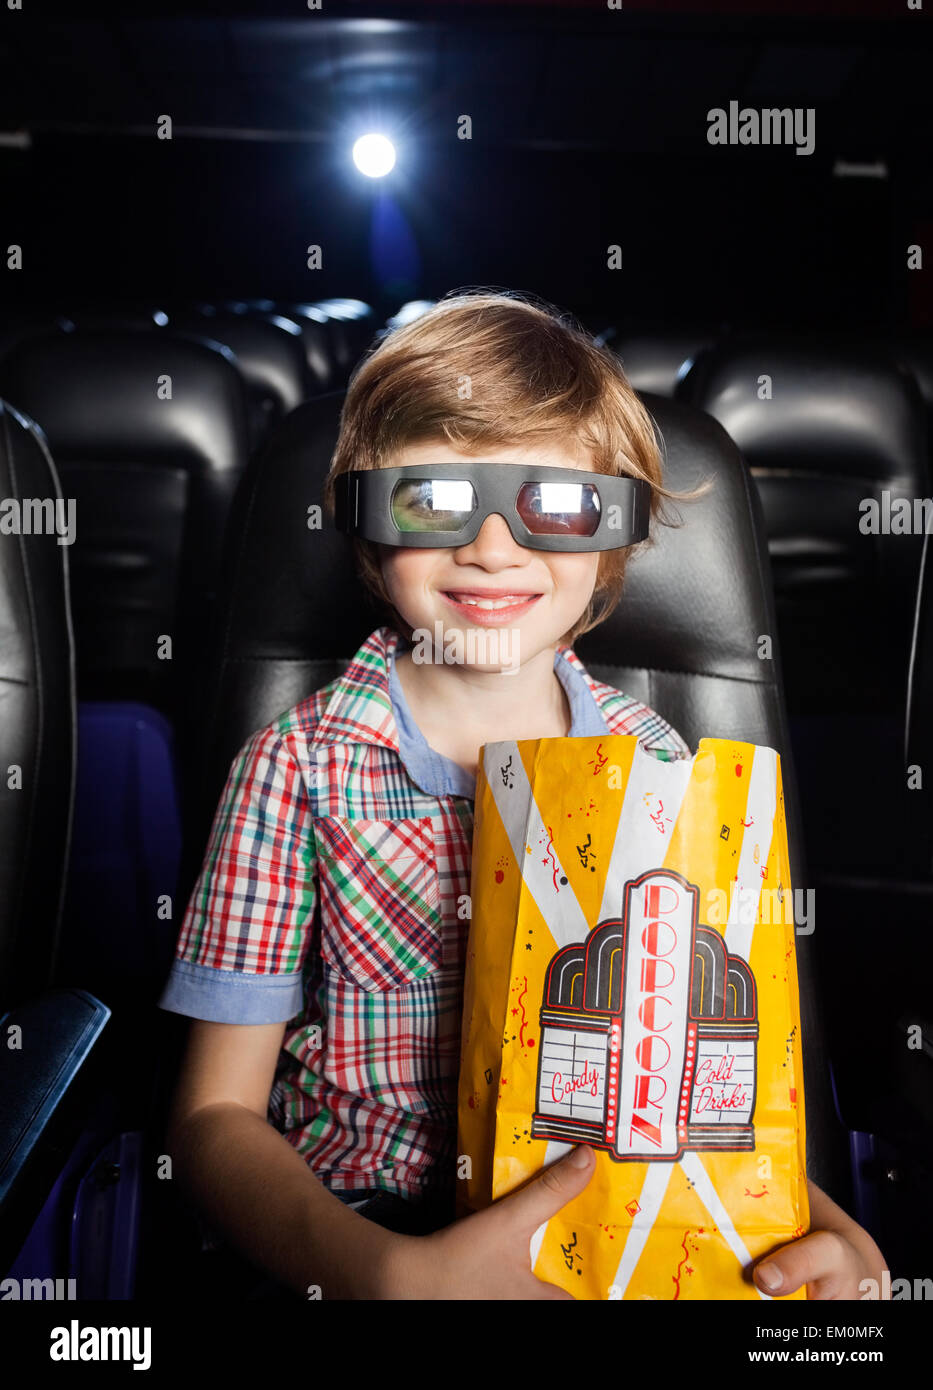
[{"x1": 0, "y1": 987, "x2": 110, "y2": 1271}]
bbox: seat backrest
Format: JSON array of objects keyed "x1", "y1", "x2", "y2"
[
  {"x1": 181, "y1": 388, "x2": 849, "y2": 1204},
  {"x1": 0, "y1": 330, "x2": 250, "y2": 712},
  {"x1": 680, "y1": 333, "x2": 929, "y2": 714},
  {"x1": 0, "y1": 401, "x2": 75, "y2": 1010}
]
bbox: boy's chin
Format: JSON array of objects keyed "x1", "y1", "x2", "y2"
[{"x1": 469, "y1": 657, "x2": 523, "y2": 677}]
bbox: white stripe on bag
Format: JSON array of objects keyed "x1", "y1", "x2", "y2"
[
  {"x1": 608, "y1": 1161, "x2": 677, "y2": 1297},
  {"x1": 483, "y1": 741, "x2": 590, "y2": 948},
  {"x1": 724, "y1": 745, "x2": 778, "y2": 963},
  {"x1": 599, "y1": 742, "x2": 695, "y2": 923},
  {"x1": 678, "y1": 1151, "x2": 772, "y2": 1300}
]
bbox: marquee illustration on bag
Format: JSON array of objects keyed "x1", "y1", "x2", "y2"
[{"x1": 532, "y1": 868, "x2": 758, "y2": 1162}]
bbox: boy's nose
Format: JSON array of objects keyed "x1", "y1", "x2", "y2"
[{"x1": 455, "y1": 511, "x2": 529, "y2": 565}]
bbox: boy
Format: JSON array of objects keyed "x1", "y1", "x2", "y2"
[{"x1": 158, "y1": 291, "x2": 886, "y2": 1300}]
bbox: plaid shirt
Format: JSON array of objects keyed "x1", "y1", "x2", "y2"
[{"x1": 158, "y1": 626, "x2": 690, "y2": 1201}]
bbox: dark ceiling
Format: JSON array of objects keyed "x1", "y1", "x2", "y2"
[
  {"x1": 0, "y1": 6, "x2": 928, "y2": 155},
  {"x1": 0, "y1": 3, "x2": 930, "y2": 328}
]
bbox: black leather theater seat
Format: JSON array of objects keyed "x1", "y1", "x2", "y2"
[
  {"x1": 0, "y1": 330, "x2": 251, "y2": 712},
  {"x1": 605, "y1": 326, "x2": 720, "y2": 397},
  {"x1": 0, "y1": 400, "x2": 112, "y2": 1275},
  {"x1": 384, "y1": 300, "x2": 438, "y2": 332},
  {"x1": 679, "y1": 333, "x2": 929, "y2": 719},
  {"x1": 302, "y1": 298, "x2": 377, "y2": 386},
  {"x1": 59, "y1": 303, "x2": 169, "y2": 333},
  {"x1": 226, "y1": 300, "x2": 335, "y2": 393},
  {"x1": 165, "y1": 306, "x2": 313, "y2": 455},
  {"x1": 906, "y1": 527, "x2": 933, "y2": 873},
  {"x1": 890, "y1": 331, "x2": 933, "y2": 469},
  {"x1": 0, "y1": 401, "x2": 75, "y2": 1008}
]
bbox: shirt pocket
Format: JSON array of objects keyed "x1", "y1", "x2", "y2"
[{"x1": 313, "y1": 815, "x2": 443, "y2": 992}]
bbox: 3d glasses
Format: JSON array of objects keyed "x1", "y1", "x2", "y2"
[{"x1": 334, "y1": 463, "x2": 651, "y2": 552}]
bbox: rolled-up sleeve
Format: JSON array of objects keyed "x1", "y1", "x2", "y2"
[{"x1": 157, "y1": 724, "x2": 317, "y2": 1024}]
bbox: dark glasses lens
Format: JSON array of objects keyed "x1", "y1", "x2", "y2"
[
  {"x1": 516, "y1": 480, "x2": 601, "y2": 536},
  {"x1": 391, "y1": 478, "x2": 477, "y2": 532}
]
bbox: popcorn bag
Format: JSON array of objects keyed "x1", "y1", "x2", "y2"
[{"x1": 456, "y1": 735, "x2": 809, "y2": 1300}]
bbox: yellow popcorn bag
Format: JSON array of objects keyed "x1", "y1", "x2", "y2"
[{"x1": 457, "y1": 735, "x2": 809, "y2": 1300}]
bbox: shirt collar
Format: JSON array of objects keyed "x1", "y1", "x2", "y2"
[{"x1": 311, "y1": 625, "x2": 608, "y2": 757}]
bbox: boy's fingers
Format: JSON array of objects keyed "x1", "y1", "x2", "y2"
[
  {"x1": 497, "y1": 1145, "x2": 596, "y2": 1234},
  {"x1": 754, "y1": 1230, "x2": 852, "y2": 1298}
]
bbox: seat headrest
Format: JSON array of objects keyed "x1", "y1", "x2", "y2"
[
  {"x1": 609, "y1": 328, "x2": 717, "y2": 396},
  {"x1": 680, "y1": 333, "x2": 927, "y2": 486},
  {"x1": 165, "y1": 310, "x2": 311, "y2": 414},
  {"x1": 0, "y1": 329, "x2": 249, "y2": 472}
]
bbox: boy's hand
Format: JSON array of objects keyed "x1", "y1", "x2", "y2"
[
  {"x1": 752, "y1": 1178, "x2": 888, "y2": 1300},
  {"x1": 387, "y1": 1144, "x2": 597, "y2": 1299}
]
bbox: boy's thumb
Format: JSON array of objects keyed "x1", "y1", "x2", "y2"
[{"x1": 502, "y1": 1145, "x2": 596, "y2": 1231}]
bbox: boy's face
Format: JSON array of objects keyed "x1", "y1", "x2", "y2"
[{"x1": 377, "y1": 440, "x2": 601, "y2": 667}]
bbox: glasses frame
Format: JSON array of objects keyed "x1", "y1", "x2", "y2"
[{"x1": 334, "y1": 462, "x2": 651, "y2": 552}]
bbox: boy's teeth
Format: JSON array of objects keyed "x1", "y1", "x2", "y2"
[{"x1": 450, "y1": 593, "x2": 532, "y2": 609}]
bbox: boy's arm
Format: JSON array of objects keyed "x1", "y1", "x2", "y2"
[
  {"x1": 166, "y1": 1018, "x2": 403, "y2": 1300},
  {"x1": 159, "y1": 725, "x2": 396, "y2": 1297},
  {"x1": 165, "y1": 1019, "x2": 607, "y2": 1301}
]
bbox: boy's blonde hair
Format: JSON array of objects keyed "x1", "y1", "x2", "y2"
[{"x1": 323, "y1": 288, "x2": 678, "y2": 645}]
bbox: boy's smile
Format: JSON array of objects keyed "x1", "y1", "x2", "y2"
[{"x1": 440, "y1": 589, "x2": 543, "y2": 625}]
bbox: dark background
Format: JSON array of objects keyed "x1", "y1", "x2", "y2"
[{"x1": 0, "y1": 0, "x2": 930, "y2": 329}]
